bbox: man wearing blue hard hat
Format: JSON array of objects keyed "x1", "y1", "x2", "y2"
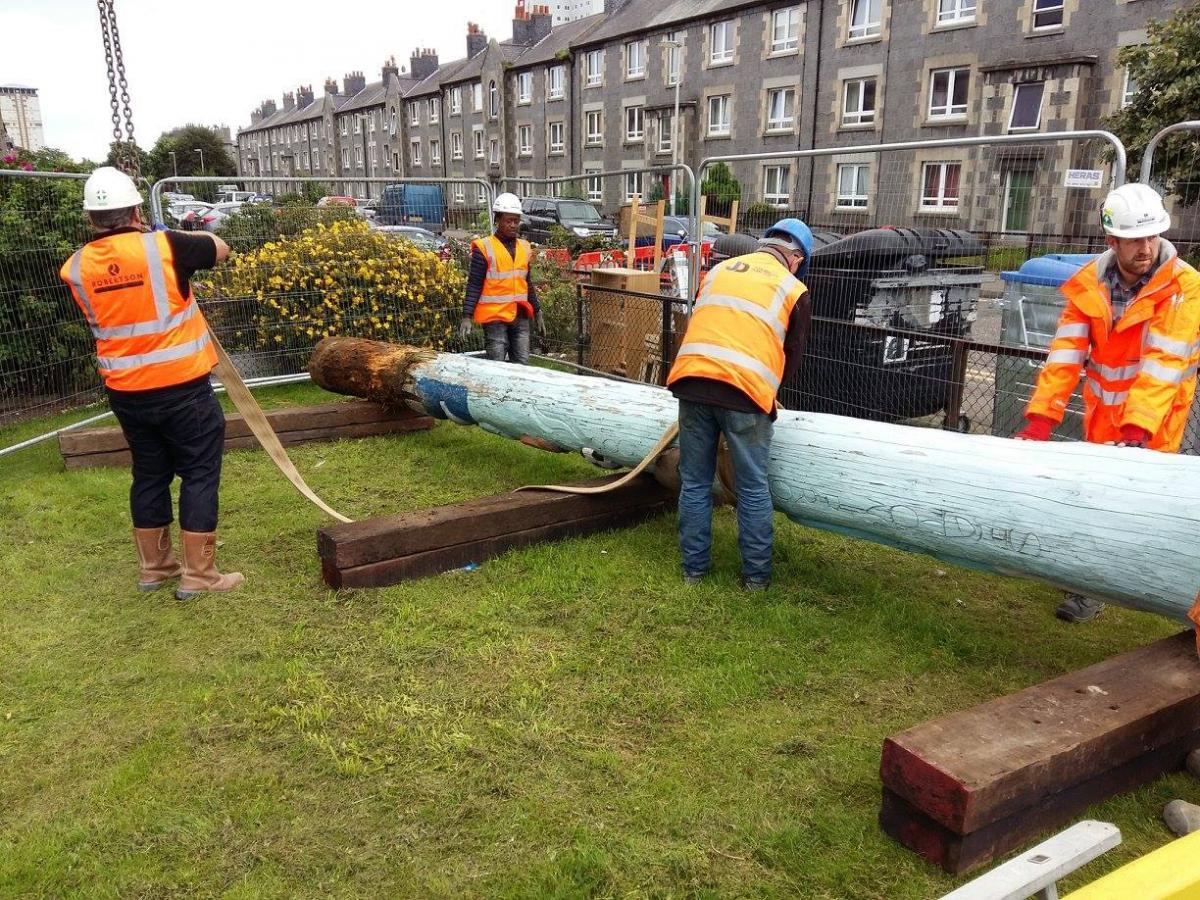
[{"x1": 665, "y1": 218, "x2": 813, "y2": 590}]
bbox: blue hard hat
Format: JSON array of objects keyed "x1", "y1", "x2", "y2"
[{"x1": 764, "y1": 218, "x2": 813, "y2": 277}]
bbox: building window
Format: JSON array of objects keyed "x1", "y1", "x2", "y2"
[
  {"x1": 473, "y1": 127, "x2": 485, "y2": 158},
  {"x1": 451, "y1": 132, "x2": 463, "y2": 159},
  {"x1": 1122, "y1": 69, "x2": 1138, "y2": 108},
  {"x1": 341, "y1": 147, "x2": 349, "y2": 169},
  {"x1": 710, "y1": 21, "x2": 734, "y2": 64},
  {"x1": 489, "y1": 81, "x2": 499, "y2": 118},
  {"x1": 393, "y1": 152, "x2": 400, "y2": 171},
  {"x1": 587, "y1": 170, "x2": 603, "y2": 202},
  {"x1": 658, "y1": 114, "x2": 674, "y2": 153},
  {"x1": 624, "y1": 171, "x2": 643, "y2": 201},
  {"x1": 764, "y1": 165, "x2": 791, "y2": 205},
  {"x1": 429, "y1": 98, "x2": 440, "y2": 123},
  {"x1": 409, "y1": 103, "x2": 419, "y2": 127},
  {"x1": 410, "y1": 140, "x2": 421, "y2": 166},
  {"x1": 586, "y1": 109, "x2": 603, "y2": 145},
  {"x1": 450, "y1": 87, "x2": 462, "y2": 115},
  {"x1": 354, "y1": 116, "x2": 362, "y2": 134},
  {"x1": 929, "y1": 67, "x2": 969, "y2": 118},
  {"x1": 473, "y1": 82, "x2": 483, "y2": 111},
  {"x1": 430, "y1": 140, "x2": 441, "y2": 165},
  {"x1": 489, "y1": 139, "x2": 499, "y2": 165},
  {"x1": 549, "y1": 121, "x2": 564, "y2": 153},
  {"x1": 477, "y1": 185, "x2": 488, "y2": 206},
  {"x1": 666, "y1": 32, "x2": 684, "y2": 85},
  {"x1": 848, "y1": 0, "x2": 882, "y2": 40},
  {"x1": 766, "y1": 88, "x2": 796, "y2": 131},
  {"x1": 842, "y1": 77, "x2": 877, "y2": 126},
  {"x1": 836, "y1": 163, "x2": 870, "y2": 208},
  {"x1": 771, "y1": 7, "x2": 801, "y2": 53},
  {"x1": 1009, "y1": 82, "x2": 1044, "y2": 131},
  {"x1": 625, "y1": 105, "x2": 645, "y2": 141},
  {"x1": 626, "y1": 39, "x2": 647, "y2": 78},
  {"x1": 340, "y1": 118, "x2": 348, "y2": 136},
  {"x1": 454, "y1": 183, "x2": 465, "y2": 204},
  {"x1": 937, "y1": 0, "x2": 976, "y2": 24},
  {"x1": 921, "y1": 161, "x2": 961, "y2": 210},
  {"x1": 548, "y1": 65, "x2": 565, "y2": 99},
  {"x1": 354, "y1": 146, "x2": 363, "y2": 165},
  {"x1": 708, "y1": 94, "x2": 731, "y2": 136},
  {"x1": 302, "y1": 151, "x2": 310, "y2": 169},
  {"x1": 519, "y1": 124, "x2": 533, "y2": 156},
  {"x1": 1032, "y1": 0, "x2": 1063, "y2": 29},
  {"x1": 585, "y1": 50, "x2": 604, "y2": 86},
  {"x1": 389, "y1": 110, "x2": 397, "y2": 134}
]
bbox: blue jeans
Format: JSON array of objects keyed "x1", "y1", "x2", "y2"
[
  {"x1": 677, "y1": 399, "x2": 774, "y2": 583},
  {"x1": 483, "y1": 319, "x2": 531, "y2": 364}
]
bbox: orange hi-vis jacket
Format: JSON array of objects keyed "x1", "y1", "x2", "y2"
[
  {"x1": 471, "y1": 234, "x2": 533, "y2": 324},
  {"x1": 60, "y1": 231, "x2": 217, "y2": 392},
  {"x1": 1027, "y1": 239, "x2": 1200, "y2": 452},
  {"x1": 667, "y1": 250, "x2": 806, "y2": 414}
]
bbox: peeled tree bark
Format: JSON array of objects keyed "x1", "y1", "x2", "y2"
[{"x1": 310, "y1": 337, "x2": 1200, "y2": 627}]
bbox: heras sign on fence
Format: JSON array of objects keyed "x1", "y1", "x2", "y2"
[{"x1": 1063, "y1": 169, "x2": 1105, "y2": 189}]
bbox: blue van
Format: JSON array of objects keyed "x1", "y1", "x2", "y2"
[{"x1": 377, "y1": 183, "x2": 446, "y2": 233}]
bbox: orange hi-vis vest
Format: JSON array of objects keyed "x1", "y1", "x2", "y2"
[
  {"x1": 60, "y1": 231, "x2": 217, "y2": 392},
  {"x1": 471, "y1": 234, "x2": 533, "y2": 324},
  {"x1": 1027, "y1": 240, "x2": 1200, "y2": 452},
  {"x1": 667, "y1": 250, "x2": 805, "y2": 414}
]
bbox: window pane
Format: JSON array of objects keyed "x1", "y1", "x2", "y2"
[
  {"x1": 1010, "y1": 82, "x2": 1044, "y2": 129},
  {"x1": 923, "y1": 164, "x2": 940, "y2": 199},
  {"x1": 931, "y1": 71, "x2": 949, "y2": 111},
  {"x1": 952, "y1": 70, "x2": 969, "y2": 108},
  {"x1": 944, "y1": 164, "x2": 961, "y2": 201},
  {"x1": 863, "y1": 79, "x2": 876, "y2": 110}
]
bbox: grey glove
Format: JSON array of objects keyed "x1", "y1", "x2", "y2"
[
  {"x1": 534, "y1": 310, "x2": 546, "y2": 338},
  {"x1": 457, "y1": 317, "x2": 473, "y2": 341}
]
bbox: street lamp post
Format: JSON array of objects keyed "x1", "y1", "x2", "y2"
[
  {"x1": 193, "y1": 148, "x2": 204, "y2": 174},
  {"x1": 357, "y1": 114, "x2": 373, "y2": 198},
  {"x1": 169, "y1": 150, "x2": 178, "y2": 178},
  {"x1": 662, "y1": 39, "x2": 683, "y2": 216}
]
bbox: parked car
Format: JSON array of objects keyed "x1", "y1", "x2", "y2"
[
  {"x1": 317, "y1": 195, "x2": 356, "y2": 208},
  {"x1": 520, "y1": 197, "x2": 617, "y2": 245},
  {"x1": 356, "y1": 198, "x2": 377, "y2": 221},
  {"x1": 216, "y1": 190, "x2": 258, "y2": 204},
  {"x1": 660, "y1": 216, "x2": 720, "y2": 250},
  {"x1": 179, "y1": 201, "x2": 243, "y2": 232},
  {"x1": 162, "y1": 191, "x2": 196, "y2": 204},
  {"x1": 376, "y1": 183, "x2": 446, "y2": 232},
  {"x1": 373, "y1": 224, "x2": 451, "y2": 260}
]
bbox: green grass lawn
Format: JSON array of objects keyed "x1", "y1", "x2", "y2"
[{"x1": 0, "y1": 382, "x2": 1192, "y2": 898}]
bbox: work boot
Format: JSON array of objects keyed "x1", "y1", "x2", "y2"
[
  {"x1": 1164, "y1": 800, "x2": 1200, "y2": 837},
  {"x1": 683, "y1": 572, "x2": 704, "y2": 586},
  {"x1": 133, "y1": 526, "x2": 182, "y2": 592},
  {"x1": 176, "y1": 531, "x2": 245, "y2": 600},
  {"x1": 1055, "y1": 593, "x2": 1105, "y2": 623},
  {"x1": 740, "y1": 577, "x2": 771, "y2": 593}
]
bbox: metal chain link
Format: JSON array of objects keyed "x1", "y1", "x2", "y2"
[{"x1": 96, "y1": 0, "x2": 139, "y2": 179}]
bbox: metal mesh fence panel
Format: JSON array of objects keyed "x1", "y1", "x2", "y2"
[{"x1": 0, "y1": 170, "x2": 104, "y2": 426}]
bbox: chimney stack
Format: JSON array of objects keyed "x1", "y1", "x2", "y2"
[
  {"x1": 297, "y1": 84, "x2": 314, "y2": 107},
  {"x1": 343, "y1": 71, "x2": 366, "y2": 95},
  {"x1": 410, "y1": 48, "x2": 440, "y2": 82},
  {"x1": 604, "y1": 0, "x2": 632, "y2": 13},
  {"x1": 324, "y1": 77, "x2": 339, "y2": 95},
  {"x1": 260, "y1": 98, "x2": 277, "y2": 116},
  {"x1": 382, "y1": 55, "x2": 399, "y2": 82},
  {"x1": 529, "y1": 5, "x2": 552, "y2": 43},
  {"x1": 466, "y1": 22, "x2": 488, "y2": 59},
  {"x1": 250, "y1": 107, "x2": 263, "y2": 125},
  {"x1": 282, "y1": 91, "x2": 296, "y2": 111}
]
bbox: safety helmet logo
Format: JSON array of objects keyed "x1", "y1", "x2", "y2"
[{"x1": 1100, "y1": 209, "x2": 1114, "y2": 229}]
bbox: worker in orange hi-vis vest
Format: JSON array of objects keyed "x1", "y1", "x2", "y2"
[
  {"x1": 1014, "y1": 183, "x2": 1200, "y2": 627},
  {"x1": 457, "y1": 192, "x2": 545, "y2": 364},
  {"x1": 58, "y1": 167, "x2": 244, "y2": 601},
  {"x1": 666, "y1": 218, "x2": 813, "y2": 592}
]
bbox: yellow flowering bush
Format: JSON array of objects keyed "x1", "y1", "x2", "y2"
[{"x1": 195, "y1": 219, "x2": 465, "y2": 358}]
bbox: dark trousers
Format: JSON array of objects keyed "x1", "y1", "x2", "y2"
[
  {"x1": 106, "y1": 376, "x2": 226, "y2": 533},
  {"x1": 483, "y1": 318, "x2": 531, "y2": 364}
]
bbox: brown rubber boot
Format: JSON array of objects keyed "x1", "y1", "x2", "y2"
[
  {"x1": 175, "y1": 531, "x2": 245, "y2": 600},
  {"x1": 133, "y1": 526, "x2": 182, "y2": 592}
]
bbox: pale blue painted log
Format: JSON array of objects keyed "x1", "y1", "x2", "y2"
[{"x1": 406, "y1": 353, "x2": 1200, "y2": 623}]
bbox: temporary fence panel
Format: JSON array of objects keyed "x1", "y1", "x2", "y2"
[
  {"x1": 684, "y1": 132, "x2": 1178, "y2": 445},
  {"x1": 0, "y1": 169, "x2": 105, "y2": 427}
]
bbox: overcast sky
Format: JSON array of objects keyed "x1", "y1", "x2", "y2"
[{"x1": 2, "y1": 0, "x2": 520, "y2": 160}]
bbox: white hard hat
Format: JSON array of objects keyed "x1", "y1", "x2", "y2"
[
  {"x1": 83, "y1": 166, "x2": 144, "y2": 211},
  {"x1": 1100, "y1": 183, "x2": 1170, "y2": 239},
  {"x1": 492, "y1": 192, "x2": 523, "y2": 215}
]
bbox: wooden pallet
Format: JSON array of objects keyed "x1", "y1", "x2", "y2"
[
  {"x1": 880, "y1": 631, "x2": 1200, "y2": 875},
  {"x1": 317, "y1": 474, "x2": 675, "y2": 588},
  {"x1": 59, "y1": 400, "x2": 433, "y2": 469}
]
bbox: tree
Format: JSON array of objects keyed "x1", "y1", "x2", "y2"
[
  {"x1": 147, "y1": 124, "x2": 237, "y2": 183},
  {"x1": 1104, "y1": 4, "x2": 1200, "y2": 205},
  {"x1": 701, "y1": 162, "x2": 741, "y2": 215},
  {"x1": 104, "y1": 140, "x2": 153, "y2": 179}
]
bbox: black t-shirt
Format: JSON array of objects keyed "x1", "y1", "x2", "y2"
[{"x1": 94, "y1": 226, "x2": 217, "y2": 298}]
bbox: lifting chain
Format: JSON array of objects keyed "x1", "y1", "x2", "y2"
[{"x1": 96, "y1": 0, "x2": 139, "y2": 179}]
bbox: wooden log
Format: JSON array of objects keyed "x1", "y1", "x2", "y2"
[
  {"x1": 318, "y1": 474, "x2": 674, "y2": 588},
  {"x1": 59, "y1": 400, "x2": 433, "y2": 469},
  {"x1": 308, "y1": 337, "x2": 1200, "y2": 625},
  {"x1": 879, "y1": 631, "x2": 1200, "y2": 873}
]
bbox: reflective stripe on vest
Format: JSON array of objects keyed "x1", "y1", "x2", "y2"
[
  {"x1": 675, "y1": 341, "x2": 782, "y2": 390},
  {"x1": 1087, "y1": 362, "x2": 1140, "y2": 382},
  {"x1": 693, "y1": 293, "x2": 787, "y2": 342},
  {"x1": 1140, "y1": 357, "x2": 1188, "y2": 384},
  {"x1": 1145, "y1": 330, "x2": 1199, "y2": 358},
  {"x1": 96, "y1": 333, "x2": 212, "y2": 371},
  {"x1": 1085, "y1": 378, "x2": 1128, "y2": 406},
  {"x1": 67, "y1": 234, "x2": 181, "y2": 341},
  {"x1": 1055, "y1": 322, "x2": 1089, "y2": 340},
  {"x1": 1046, "y1": 348, "x2": 1086, "y2": 365}
]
